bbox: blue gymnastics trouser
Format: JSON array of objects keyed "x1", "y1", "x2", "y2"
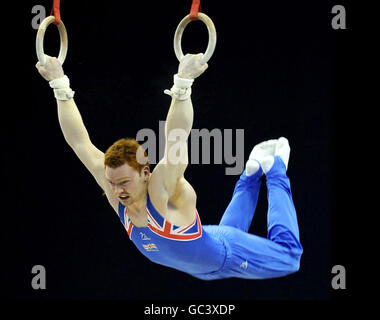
[{"x1": 195, "y1": 156, "x2": 303, "y2": 280}]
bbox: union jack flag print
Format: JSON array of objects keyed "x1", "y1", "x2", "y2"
[
  {"x1": 124, "y1": 206, "x2": 202, "y2": 241},
  {"x1": 142, "y1": 243, "x2": 159, "y2": 251}
]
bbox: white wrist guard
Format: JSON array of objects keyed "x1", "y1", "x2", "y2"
[
  {"x1": 164, "y1": 74, "x2": 194, "y2": 101},
  {"x1": 49, "y1": 75, "x2": 75, "y2": 101}
]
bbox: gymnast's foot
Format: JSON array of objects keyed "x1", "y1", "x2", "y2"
[
  {"x1": 245, "y1": 137, "x2": 290, "y2": 175},
  {"x1": 264, "y1": 137, "x2": 291, "y2": 178},
  {"x1": 274, "y1": 137, "x2": 290, "y2": 170},
  {"x1": 245, "y1": 139, "x2": 277, "y2": 176}
]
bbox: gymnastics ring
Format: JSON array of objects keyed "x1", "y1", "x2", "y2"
[
  {"x1": 173, "y1": 12, "x2": 216, "y2": 65},
  {"x1": 36, "y1": 16, "x2": 68, "y2": 66}
]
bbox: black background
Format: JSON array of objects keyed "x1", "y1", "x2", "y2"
[{"x1": 2, "y1": 0, "x2": 357, "y2": 308}]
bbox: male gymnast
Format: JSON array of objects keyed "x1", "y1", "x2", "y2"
[{"x1": 36, "y1": 53, "x2": 302, "y2": 280}]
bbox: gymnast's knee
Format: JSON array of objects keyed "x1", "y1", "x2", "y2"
[
  {"x1": 269, "y1": 229, "x2": 303, "y2": 274},
  {"x1": 269, "y1": 224, "x2": 302, "y2": 246},
  {"x1": 282, "y1": 244, "x2": 303, "y2": 275},
  {"x1": 286, "y1": 255, "x2": 302, "y2": 274}
]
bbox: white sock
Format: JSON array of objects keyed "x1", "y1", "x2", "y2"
[
  {"x1": 245, "y1": 159, "x2": 260, "y2": 176},
  {"x1": 246, "y1": 139, "x2": 277, "y2": 175},
  {"x1": 261, "y1": 156, "x2": 275, "y2": 173},
  {"x1": 275, "y1": 137, "x2": 290, "y2": 169}
]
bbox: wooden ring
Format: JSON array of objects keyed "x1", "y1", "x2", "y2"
[
  {"x1": 173, "y1": 12, "x2": 216, "y2": 65},
  {"x1": 36, "y1": 16, "x2": 68, "y2": 66}
]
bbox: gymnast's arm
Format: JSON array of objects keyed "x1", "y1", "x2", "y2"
[
  {"x1": 160, "y1": 93, "x2": 194, "y2": 195},
  {"x1": 35, "y1": 56, "x2": 118, "y2": 211},
  {"x1": 151, "y1": 54, "x2": 208, "y2": 198}
]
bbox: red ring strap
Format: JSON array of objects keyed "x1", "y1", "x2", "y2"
[
  {"x1": 189, "y1": 0, "x2": 202, "y2": 21},
  {"x1": 50, "y1": 0, "x2": 61, "y2": 25}
]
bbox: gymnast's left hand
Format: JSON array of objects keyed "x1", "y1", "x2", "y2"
[{"x1": 178, "y1": 53, "x2": 208, "y2": 79}]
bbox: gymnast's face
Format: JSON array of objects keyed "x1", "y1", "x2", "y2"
[{"x1": 105, "y1": 163, "x2": 149, "y2": 206}]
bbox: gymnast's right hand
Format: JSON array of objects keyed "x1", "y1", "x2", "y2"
[{"x1": 35, "y1": 55, "x2": 64, "y2": 81}]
